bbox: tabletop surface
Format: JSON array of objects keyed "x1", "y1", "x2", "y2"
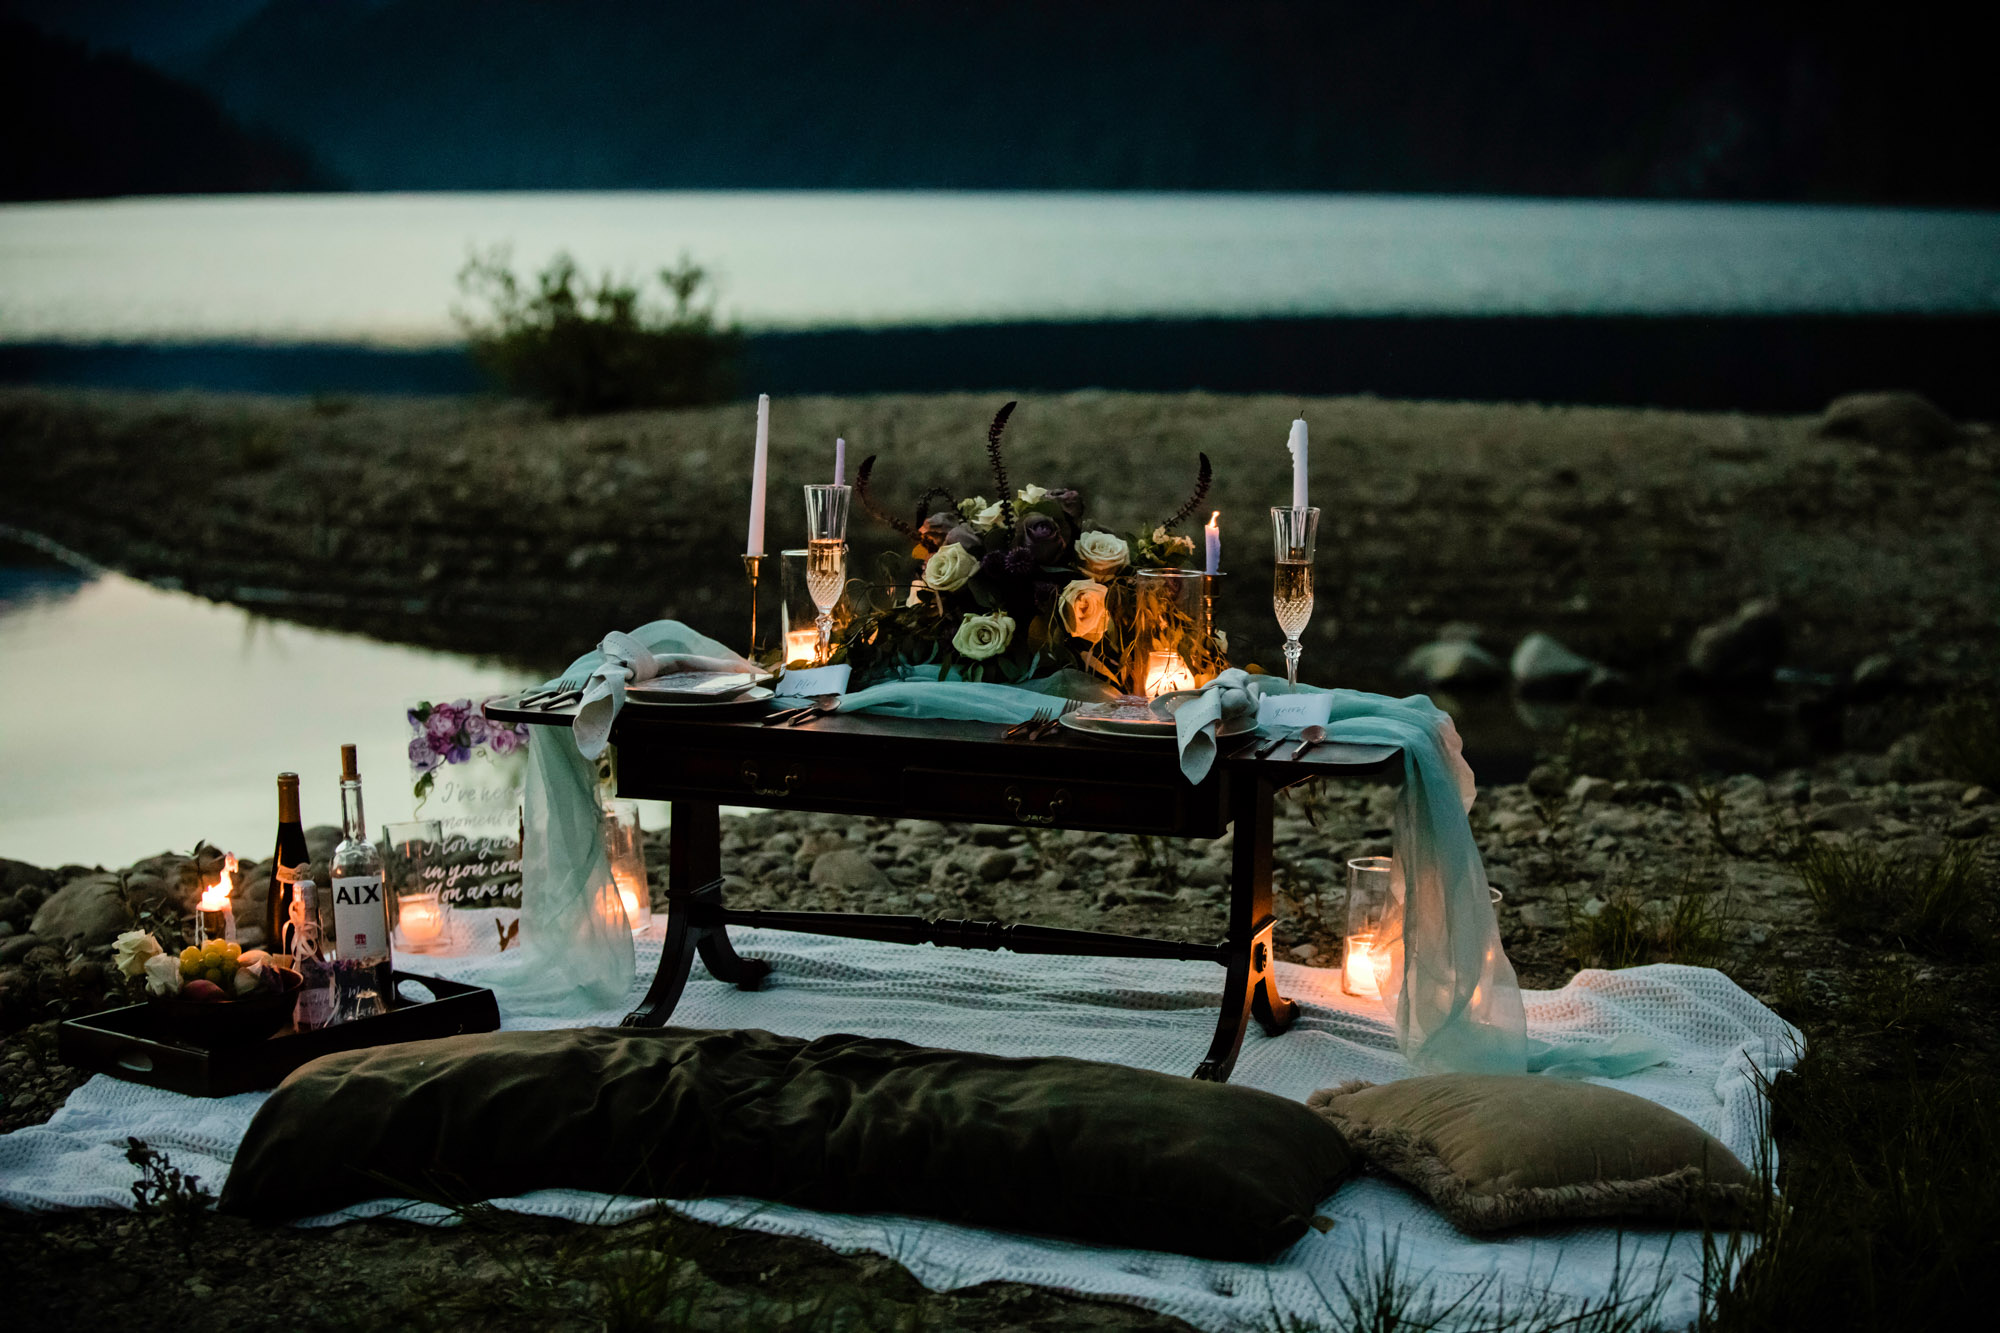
[{"x1": 486, "y1": 694, "x2": 1402, "y2": 785}]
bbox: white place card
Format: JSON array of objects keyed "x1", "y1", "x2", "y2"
[
  {"x1": 774, "y1": 663, "x2": 851, "y2": 698},
  {"x1": 1256, "y1": 692, "x2": 1334, "y2": 730}
]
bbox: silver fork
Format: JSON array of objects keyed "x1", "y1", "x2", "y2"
[
  {"x1": 1004, "y1": 706, "x2": 1055, "y2": 739},
  {"x1": 521, "y1": 671, "x2": 591, "y2": 708},
  {"x1": 1029, "y1": 698, "x2": 1083, "y2": 739}
]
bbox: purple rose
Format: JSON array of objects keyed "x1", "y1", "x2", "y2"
[
  {"x1": 425, "y1": 703, "x2": 463, "y2": 746},
  {"x1": 918, "y1": 511, "x2": 958, "y2": 553},
  {"x1": 1045, "y1": 488, "x2": 1085, "y2": 522},
  {"x1": 1017, "y1": 513, "x2": 1068, "y2": 565},
  {"x1": 408, "y1": 734, "x2": 443, "y2": 773},
  {"x1": 489, "y1": 723, "x2": 526, "y2": 755},
  {"x1": 944, "y1": 524, "x2": 983, "y2": 553},
  {"x1": 463, "y1": 710, "x2": 490, "y2": 745}
]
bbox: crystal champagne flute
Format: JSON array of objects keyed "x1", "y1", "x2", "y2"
[
  {"x1": 1270, "y1": 506, "x2": 1320, "y2": 686},
  {"x1": 802, "y1": 484, "x2": 852, "y2": 664}
]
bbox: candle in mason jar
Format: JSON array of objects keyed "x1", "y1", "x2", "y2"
[{"x1": 1343, "y1": 934, "x2": 1382, "y2": 998}]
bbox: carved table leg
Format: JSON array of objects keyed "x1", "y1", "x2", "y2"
[
  {"x1": 620, "y1": 800, "x2": 770, "y2": 1028},
  {"x1": 1193, "y1": 776, "x2": 1298, "y2": 1081}
]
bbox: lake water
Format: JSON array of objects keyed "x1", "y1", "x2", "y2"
[
  {"x1": 3, "y1": 192, "x2": 1997, "y2": 345},
  {"x1": 0, "y1": 539, "x2": 533, "y2": 868}
]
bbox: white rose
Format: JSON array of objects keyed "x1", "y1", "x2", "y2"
[
  {"x1": 952, "y1": 611, "x2": 1015, "y2": 661},
  {"x1": 957, "y1": 495, "x2": 988, "y2": 520},
  {"x1": 143, "y1": 951, "x2": 183, "y2": 997},
  {"x1": 1017, "y1": 484, "x2": 1049, "y2": 506},
  {"x1": 1074, "y1": 531, "x2": 1130, "y2": 580},
  {"x1": 923, "y1": 541, "x2": 979, "y2": 592},
  {"x1": 970, "y1": 500, "x2": 1006, "y2": 531},
  {"x1": 112, "y1": 930, "x2": 162, "y2": 979},
  {"x1": 1056, "y1": 578, "x2": 1111, "y2": 643}
]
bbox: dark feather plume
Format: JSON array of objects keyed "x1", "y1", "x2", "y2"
[
  {"x1": 986, "y1": 400, "x2": 1017, "y2": 537},
  {"x1": 855, "y1": 455, "x2": 922, "y2": 543},
  {"x1": 1160, "y1": 453, "x2": 1214, "y2": 531}
]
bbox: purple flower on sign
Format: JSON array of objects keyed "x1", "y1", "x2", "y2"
[
  {"x1": 426, "y1": 705, "x2": 462, "y2": 746},
  {"x1": 488, "y1": 722, "x2": 526, "y2": 755},
  {"x1": 445, "y1": 743, "x2": 472, "y2": 764},
  {"x1": 464, "y1": 710, "x2": 490, "y2": 746},
  {"x1": 409, "y1": 734, "x2": 442, "y2": 773}
]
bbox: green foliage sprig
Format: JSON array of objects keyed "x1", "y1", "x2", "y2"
[{"x1": 454, "y1": 245, "x2": 741, "y2": 415}]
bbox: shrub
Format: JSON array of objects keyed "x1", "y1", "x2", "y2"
[
  {"x1": 1790, "y1": 836, "x2": 1990, "y2": 956},
  {"x1": 455, "y1": 247, "x2": 741, "y2": 415},
  {"x1": 1567, "y1": 876, "x2": 1730, "y2": 969}
]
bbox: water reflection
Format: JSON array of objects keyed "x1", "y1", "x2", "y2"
[{"x1": 0, "y1": 556, "x2": 531, "y2": 868}]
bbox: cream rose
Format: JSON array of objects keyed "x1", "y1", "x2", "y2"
[
  {"x1": 969, "y1": 500, "x2": 1006, "y2": 531},
  {"x1": 113, "y1": 930, "x2": 163, "y2": 979},
  {"x1": 1017, "y1": 484, "x2": 1049, "y2": 506},
  {"x1": 923, "y1": 541, "x2": 979, "y2": 591},
  {"x1": 143, "y1": 951, "x2": 182, "y2": 997},
  {"x1": 952, "y1": 611, "x2": 1015, "y2": 660},
  {"x1": 1056, "y1": 578, "x2": 1111, "y2": 643},
  {"x1": 1074, "y1": 530, "x2": 1130, "y2": 580}
]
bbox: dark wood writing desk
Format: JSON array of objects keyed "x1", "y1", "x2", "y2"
[{"x1": 491, "y1": 698, "x2": 1400, "y2": 1082}]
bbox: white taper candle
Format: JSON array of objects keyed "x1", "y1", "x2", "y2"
[
  {"x1": 747, "y1": 393, "x2": 770, "y2": 555},
  {"x1": 834, "y1": 437, "x2": 846, "y2": 486},
  {"x1": 1287, "y1": 416, "x2": 1309, "y2": 511}
]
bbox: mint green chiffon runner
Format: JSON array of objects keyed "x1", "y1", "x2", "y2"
[{"x1": 507, "y1": 622, "x2": 1658, "y2": 1077}]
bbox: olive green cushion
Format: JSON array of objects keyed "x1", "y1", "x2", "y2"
[
  {"x1": 222, "y1": 1026, "x2": 1354, "y2": 1260},
  {"x1": 1307, "y1": 1074, "x2": 1764, "y2": 1233}
]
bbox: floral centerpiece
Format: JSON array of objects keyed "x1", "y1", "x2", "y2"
[{"x1": 841, "y1": 402, "x2": 1225, "y2": 689}]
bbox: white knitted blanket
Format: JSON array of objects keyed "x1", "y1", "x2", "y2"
[{"x1": 0, "y1": 929, "x2": 1797, "y2": 1331}]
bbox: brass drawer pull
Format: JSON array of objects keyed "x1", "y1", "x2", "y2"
[
  {"x1": 741, "y1": 762, "x2": 798, "y2": 797},
  {"x1": 1004, "y1": 784, "x2": 1069, "y2": 826}
]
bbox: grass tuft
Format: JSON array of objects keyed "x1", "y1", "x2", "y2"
[
  {"x1": 1790, "y1": 836, "x2": 1991, "y2": 956},
  {"x1": 1567, "y1": 876, "x2": 1731, "y2": 970},
  {"x1": 1923, "y1": 693, "x2": 2000, "y2": 789}
]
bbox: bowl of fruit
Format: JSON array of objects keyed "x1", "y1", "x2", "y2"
[{"x1": 147, "y1": 939, "x2": 304, "y2": 1047}]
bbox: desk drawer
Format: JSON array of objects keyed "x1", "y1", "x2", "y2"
[
  {"x1": 901, "y1": 767, "x2": 1193, "y2": 834},
  {"x1": 629, "y1": 748, "x2": 885, "y2": 810}
]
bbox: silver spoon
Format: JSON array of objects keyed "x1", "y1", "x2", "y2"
[{"x1": 1290, "y1": 724, "x2": 1327, "y2": 761}]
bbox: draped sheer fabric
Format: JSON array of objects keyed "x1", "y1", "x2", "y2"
[{"x1": 505, "y1": 623, "x2": 1658, "y2": 1075}]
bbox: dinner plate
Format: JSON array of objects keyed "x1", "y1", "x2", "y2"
[
  {"x1": 1058, "y1": 713, "x2": 1257, "y2": 743},
  {"x1": 621, "y1": 684, "x2": 774, "y2": 713},
  {"x1": 625, "y1": 671, "x2": 770, "y2": 702}
]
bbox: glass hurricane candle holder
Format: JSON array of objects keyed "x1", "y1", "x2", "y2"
[
  {"x1": 1270, "y1": 507, "x2": 1320, "y2": 686},
  {"x1": 1126, "y1": 567, "x2": 1226, "y2": 698},
  {"x1": 602, "y1": 799, "x2": 653, "y2": 932},
  {"x1": 384, "y1": 820, "x2": 449, "y2": 953},
  {"x1": 802, "y1": 485, "x2": 852, "y2": 664},
  {"x1": 779, "y1": 547, "x2": 849, "y2": 667},
  {"x1": 1343, "y1": 855, "x2": 1396, "y2": 998}
]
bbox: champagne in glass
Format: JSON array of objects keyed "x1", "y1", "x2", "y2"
[
  {"x1": 1269, "y1": 506, "x2": 1320, "y2": 686},
  {"x1": 801, "y1": 484, "x2": 852, "y2": 664}
]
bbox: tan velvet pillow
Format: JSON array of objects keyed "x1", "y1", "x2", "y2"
[{"x1": 1307, "y1": 1074, "x2": 1765, "y2": 1233}]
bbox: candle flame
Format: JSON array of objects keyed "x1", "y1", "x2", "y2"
[
  {"x1": 1206, "y1": 510, "x2": 1219, "y2": 531},
  {"x1": 198, "y1": 855, "x2": 237, "y2": 913}
]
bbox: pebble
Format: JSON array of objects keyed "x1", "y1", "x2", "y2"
[
  {"x1": 1510, "y1": 632, "x2": 1597, "y2": 698},
  {"x1": 974, "y1": 850, "x2": 1017, "y2": 883},
  {"x1": 1290, "y1": 943, "x2": 1318, "y2": 961},
  {"x1": 1567, "y1": 775, "x2": 1615, "y2": 804}
]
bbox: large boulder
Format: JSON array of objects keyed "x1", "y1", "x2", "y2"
[
  {"x1": 809, "y1": 848, "x2": 891, "y2": 895},
  {"x1": 1404, "y1": 639, "x2": 1506, "y2": 689},
  {"x1": 1510, "y1": 633, "x2": 1596, "y2": 699},
  {"x1": 0, "y1": 859, "x2": 55, "y2": 898},
  {"x1": 1688, "y1": 599, "x2": 1785, "y2": 686},
  {"x1": 30, "y1": 874, "x2": 131, "y2": 949},
  {"x1": 1817, "y1": 391, "x2": 1962, "y2": 453}
]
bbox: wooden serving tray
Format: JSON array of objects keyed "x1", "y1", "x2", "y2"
[{"x1": 56, "y1": 972, "x2": 500, "y2": 1098}]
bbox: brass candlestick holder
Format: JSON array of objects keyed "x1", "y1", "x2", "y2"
[{"x1": 742, "y1": 553, "x2": 768, "y2": 661}]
